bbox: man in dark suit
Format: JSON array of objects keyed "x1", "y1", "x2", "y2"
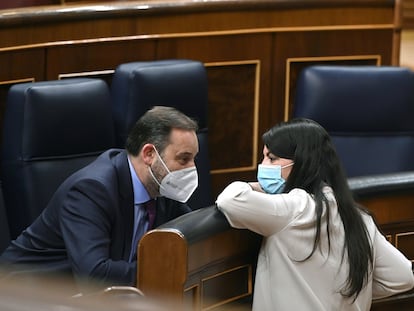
[{"x1": 0, "y1": 106, "x2": 199, "y2": 292}]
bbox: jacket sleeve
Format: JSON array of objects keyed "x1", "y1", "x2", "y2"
[
  {"x1": 60, "y1": 178, "x2": 136, "y2": 288},
  {"x1": 371, "y1": 223, "x2": 414, "y2": 299},
  {"x1": 216, "y1": 181, "x2": 310, "y2": 237}
]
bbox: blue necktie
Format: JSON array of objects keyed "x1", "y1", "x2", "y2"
[{"x1": 144, "y1": 199, "x2": 156, "y2": 230}]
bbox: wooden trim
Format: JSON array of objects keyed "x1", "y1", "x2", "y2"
[
  {"x1": 0, "y1": 1, "x2": 395, "y2": 25},
  {"x1": 0, "y1": 24, "x2": 396, "y2": 53},
  {"x1": 58, "y1": 69, "x2": 114, "y2": 79},
  {"x1": 392, "y1": 0, "x2": 403, "y2": 64},
  {"x1": 0, "y1": 25, "x2": 396, "y2": 46},
  {"x1": 0, "y1": 77, "x2": 35, "y2": 85}
]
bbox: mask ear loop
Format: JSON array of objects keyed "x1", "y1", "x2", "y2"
[
  {"x1": 148, "y1": 146, "x2": 170, "y2": 190},
  {"x1": 152, "y1": 146, "x2": 172, "y2": 174},
  {"x1": 148, "y1": 165, "x2": 162, "y2": 188},
  {"x1": 281, "y1": 162, "x2": 294, "y2": 169}
]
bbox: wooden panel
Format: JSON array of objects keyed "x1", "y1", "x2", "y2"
[
  {"x1": 357, "y1": 192, "x2": 414, "y2": 225},
  {"x1": 403, "y1": 0, "x2": 414, "y2": 28},
  {"x1": 379, "y1": 222, "x2": 414, "y2": 261},
  {"x1": 206, "y1": 62, "x2": 258, "y2": 172},
  {"x1": 0, "y1": 49, "x2": 45, "y2": 82},
  {"x1": 396, "y1": 231, "x2": 414, "y2": 261},
  {"x1": 201, "y1": 265, "x2": 251, "y2": 310},
  {"x1": 185, "y1": 230, "x2": 259, "y2": 310},
  {"x1": 184, "y1": 284, "x2": 200, "y2": 310},
  {"x1": 186, "y1": 229, "x2": 259, "y2": 273},
  {"x1": 46, "y1": 40, "x2": 157, "y2": 80},
  {"x1": 0, "y1": 49, "x2": 45, "y2": 144},
  {"x1": 0, "y1": 2, "x2": 396, "y2": 49},
  {"x1": 0, "y1": 0, "x2": 58, "y2": 10},
  {"x1": 356, "y1": 191, "x2": 414, "y2": 261}
]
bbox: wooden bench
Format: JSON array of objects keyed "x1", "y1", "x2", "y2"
[
  {"x1": 138, "y1": 206, "x2": 261, "y2": 310},
  {"x1": 138, "y1": 172, "x2": 414, "y2": 310}
]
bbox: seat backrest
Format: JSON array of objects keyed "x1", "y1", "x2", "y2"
[
  {"x1": 0, "y1": 181, "x2": 10, "y2": 254},
  {"x1": 293, "y1": 65, "x2": 414, "y2": 177},
  {"x1": 111, "y1": 59, "x2": 212, "y2": 209},
  {"x1": 1, "y1": 78, "x2": 116, "y2": 238}
]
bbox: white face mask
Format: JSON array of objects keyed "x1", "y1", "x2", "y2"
[{"x1": 149, "y1": 147, "x2": 198, "y2": 203}]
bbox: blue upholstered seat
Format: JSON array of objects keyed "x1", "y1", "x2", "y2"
[
  {"x1": 111, "y1": 59, "x2": 212, "y2": 209},
  {"x1": 0, "y1": 184, "x2": 10, "y2": 254},
  {"x1": 1, "y1": 78, "x2": 116, "y2": 238},
  {"x1": 294, "y1": 65, "x2": 414, "y2": 178}
]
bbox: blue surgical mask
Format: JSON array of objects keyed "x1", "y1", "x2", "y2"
[{"x1": 257, "y1": 163, "x2": 294, "y2": 194}]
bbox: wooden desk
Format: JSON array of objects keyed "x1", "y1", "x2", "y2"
[
  {"x1": 138, "y1": 206, "x2": 261, "y2": 310},
  {"x1": 138, "y1": 199, "x2": 414, "y2": 311},
  {"x1": 137, "y1": 172, "x2": 414, "y2": 310}
]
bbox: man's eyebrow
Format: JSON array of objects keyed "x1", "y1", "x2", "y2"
[{"x1": 176, "y1": 151, "x2": 194, "y2": 157}]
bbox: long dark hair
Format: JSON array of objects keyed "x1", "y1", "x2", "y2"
[{"x1": 262, "y1": 118, "x2": 373, "y2": 300}]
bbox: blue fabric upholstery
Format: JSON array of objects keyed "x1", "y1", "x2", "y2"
[
  {"x1": 111, "y1": 59, "x2": 212, "y2": 209},
  {"x1": 0, "y1": 183, "x2": 10, "y2": 254},
  {"x1": 294, "y1": 65, "x2": 414, "y2": 177},
  {"x1": 1, "y1": 78, "x2": 116, "y2": 238}
]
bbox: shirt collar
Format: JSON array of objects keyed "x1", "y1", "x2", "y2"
[{"x1": 127, "y1": 156, "x2": 151, "y2": 205}]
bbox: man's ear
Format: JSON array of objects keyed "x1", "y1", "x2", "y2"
[{"x1": 141, "y1": 144, "x2": 155, "y2": 166}]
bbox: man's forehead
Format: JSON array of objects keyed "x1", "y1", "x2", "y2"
[{"x1": 165, "y1": 130, "x2": 198, "y2": 155}]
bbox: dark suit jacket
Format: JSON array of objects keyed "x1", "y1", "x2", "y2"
[{"x1": 0, "y1": 149, "x2": 191, "y2": 290}]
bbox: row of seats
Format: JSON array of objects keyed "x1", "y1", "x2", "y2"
[
  {"x1": 2, "y1": 63, "x2": 414, "y2": 252},
  {"x1": 293, "y1": 65, "x2": 414, "y2": 176},
  {"x1": 0, "y1": 59, "x2": 213, "y2": 248}
]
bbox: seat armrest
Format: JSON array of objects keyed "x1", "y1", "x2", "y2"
[
  {"x1": 348, "y1": 171, "x2": 414, "y2": 197},
  {"x1": 371, "y1": 286, "x2": 414, "y2": 311},
  {"x1": 157, "y1": 205, "x2": 231, "y2": 244},
  {"x1": 348, "y1": 171, "x2": 414, "y2": 263}
]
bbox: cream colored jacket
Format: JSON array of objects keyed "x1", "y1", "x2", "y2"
[{"x1": 216, "y1": 182, "x2": 414, "y2": 311}]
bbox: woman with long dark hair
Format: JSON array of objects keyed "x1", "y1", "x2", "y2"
[{"x1": 216, "y1": 118, "x2": 413, "y2": 310}]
